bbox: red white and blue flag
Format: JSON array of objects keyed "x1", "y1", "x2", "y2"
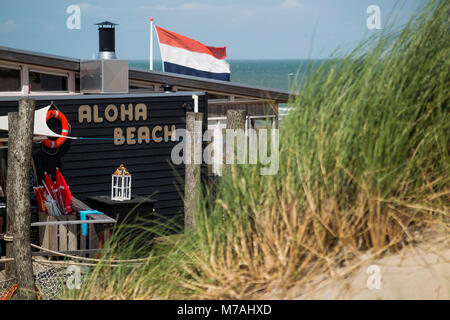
[{"x1": 155, "y1": 26, "x2": 230, "y2": 81}]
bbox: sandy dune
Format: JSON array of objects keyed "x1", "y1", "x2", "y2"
[{"x1": 294, "y1": 242, "x2": 450, "y2": 300}]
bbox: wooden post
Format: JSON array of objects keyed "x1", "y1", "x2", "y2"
[
  {"x1": 225, "y1": 109, "x2": 247, "y2": 171},
  {"x1": 184, "y1": 112, "x2": 203, "y2": 232},
  {"x1": 7, "y1": 98, "x2": 36, "y2": 300},
  {"x1": 226, "y1": 109, "x2": 247, "y2": 131}
]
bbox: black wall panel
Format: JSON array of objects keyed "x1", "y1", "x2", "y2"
[{"x1": 0, "y1": 92, "x2": 207, "y2": 219}]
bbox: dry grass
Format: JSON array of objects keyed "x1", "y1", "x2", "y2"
[{"x1": 67, "y1": 0, "x2": 449, "y2": 300}]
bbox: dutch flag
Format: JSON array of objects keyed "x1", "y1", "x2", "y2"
[{"x1": 155, "y1": 25, "x2": 230, "y2": 81}]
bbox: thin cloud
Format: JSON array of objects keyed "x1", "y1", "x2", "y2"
[
  {"x1": 179, "y1": 2, "x2": 234, "y2": 10},
  {"x1": 140, "y1": 2, "x2": 234, "y2": 12},
  {"x1": 0, "y1": 19, "x2": 18, "y2": 33},
  {"x1": 78, "y1": 2, "x2": 97, "y2": 10},
  {"x1": 279, "y1": 0, "x2": 302, "y2": 9},
  {"x1": 77, "y1": 2, "x2": 118, "y2": 19},
  {"x1": 139, "y1": 4, "x2": 171, "y2": 11}
]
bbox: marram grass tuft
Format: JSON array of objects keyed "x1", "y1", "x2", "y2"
[{"x1": 68, "y1": 0, "x2": 449, "y2": 300}]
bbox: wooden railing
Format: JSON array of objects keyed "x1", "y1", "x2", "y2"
[{"x1": 30, "y1": 197, "x2": 116, "y2": 257}]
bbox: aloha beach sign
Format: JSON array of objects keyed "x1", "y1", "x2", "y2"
[{"x1": 77, "y1": 103, "x2": 177, "y2": 145}]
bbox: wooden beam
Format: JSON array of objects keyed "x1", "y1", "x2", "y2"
[
  {"x1": 72, "y1": 196, "x2": 93, "y2": 211},
  {"x1": 31, "y1": 216, "x2": 116, "y2": 227},
  {"x1": 208, "y1": 98, "x2": 270, "y2": 104},
  {"x1": 0, "y1": 47, "x2": 79, "y2": 71}
]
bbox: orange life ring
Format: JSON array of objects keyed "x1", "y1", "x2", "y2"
[{"x1": 42, "y1": 110, "x2": 70, "y2": 149}]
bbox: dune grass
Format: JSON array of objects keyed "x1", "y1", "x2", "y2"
[{"x1": 67, "y1": 0, "x2": 449, "y2": 300}]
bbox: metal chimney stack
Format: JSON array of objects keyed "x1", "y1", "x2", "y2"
[
  {"x1": 96, "y1": 21, "x2": 117, "y2": 59},
  {"x1": 80, "y1": 21, "x2": 128, "y2": 94}
]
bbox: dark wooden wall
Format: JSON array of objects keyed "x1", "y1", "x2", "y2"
[{"x1": 0, "y1": 93, "x2": 207, "y2": 222}]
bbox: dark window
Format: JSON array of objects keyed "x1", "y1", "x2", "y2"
[
  {"x1": 75, "y1": 77, "x2": 80, "y2": 92},
  {"x1": 208, "y1": 93, "x2": 228, "y2": 99},
  {"x1": 129, "y1": 84, "x2": 155, "y2": 94},
  {"x1": 129, "y1": 84, "x2": 154, "y2": 90},
  {"x1": 29, "y1": 71, "x2": 67, "y2": 91},
  {"x1": 0, "y1": 66, "x2": 21, "y2": 91}
]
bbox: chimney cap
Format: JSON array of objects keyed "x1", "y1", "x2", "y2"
[{"x1": 94, "y1": 21, "x2": 118, "y2": 27}]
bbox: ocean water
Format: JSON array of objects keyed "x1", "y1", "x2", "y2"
[
  {"x1": 129, "y1": 60, "x2": 326, "y2": 120},
  {"x1": 129, "y1": 60, "x2": 325, "y2": 92}
]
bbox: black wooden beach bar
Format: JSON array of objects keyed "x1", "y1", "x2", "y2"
[{"x1": 0, "y1": 92, "x2": 207, "y2": 259}]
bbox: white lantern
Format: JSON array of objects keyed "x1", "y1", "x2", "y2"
[{"x1": 111, "y1": 164, "x2": 131, "y2": 201}]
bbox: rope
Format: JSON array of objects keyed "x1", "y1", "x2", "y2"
[
  {"x1": 32, "y1": 258, "x2": 142, "y2": 268},
  {"x1": 3, "y1": 234, "x2": 13, "y2": 242},
  {"x1": 2, "y1": 255, "x2": 144, "y2": 267},
  {"x1": 30, "y1": 243, "x2": 150, "y2": 263},
  {"x1": 2, "y1": 244, "x2": 151, "y2": 265}
]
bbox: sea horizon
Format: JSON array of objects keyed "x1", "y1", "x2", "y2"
[{"x1": 129, "y1": 59, "x2": 327, "y2": 92}]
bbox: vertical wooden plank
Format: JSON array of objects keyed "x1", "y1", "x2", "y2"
[
  {"x1": 48, "y1": 216, "x2": 58, "y2": 252},
  {"x1": 104, "y1": 227, "x2": 111, "y2": 244},
  {"x1": 89, "y1": 221, "x2": 99, "y2": 251},
  {"x1": 20, "y1": 65, "x2": 29, "y2": 95},
  {"x1": 67, "y1": 215, "x2": 77, "y2": 251},
  {"x1": 80, "y1": 236, "x2": 87, "y2": 256},
  {"x1": 68, "y1": 71, "x2": 76, "y2": 93},
  {"x1": 58, "y1": 216, "x2": 68, "y2": 252},
  {"x1": 39, "y1": 212, "x2": 49, "y2": 249}
]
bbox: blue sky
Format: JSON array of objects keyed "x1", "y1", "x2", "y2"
[{"x1": 0, "y1": 0, "x2": 427, "y2": 60}]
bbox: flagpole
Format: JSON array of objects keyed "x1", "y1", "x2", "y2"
[
  {"x1": 149, "y1": 17, "x2": 154, "y2": 71},
  {"x1": 154, "y1": 22, "x2": 164, "y2": 72}
]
